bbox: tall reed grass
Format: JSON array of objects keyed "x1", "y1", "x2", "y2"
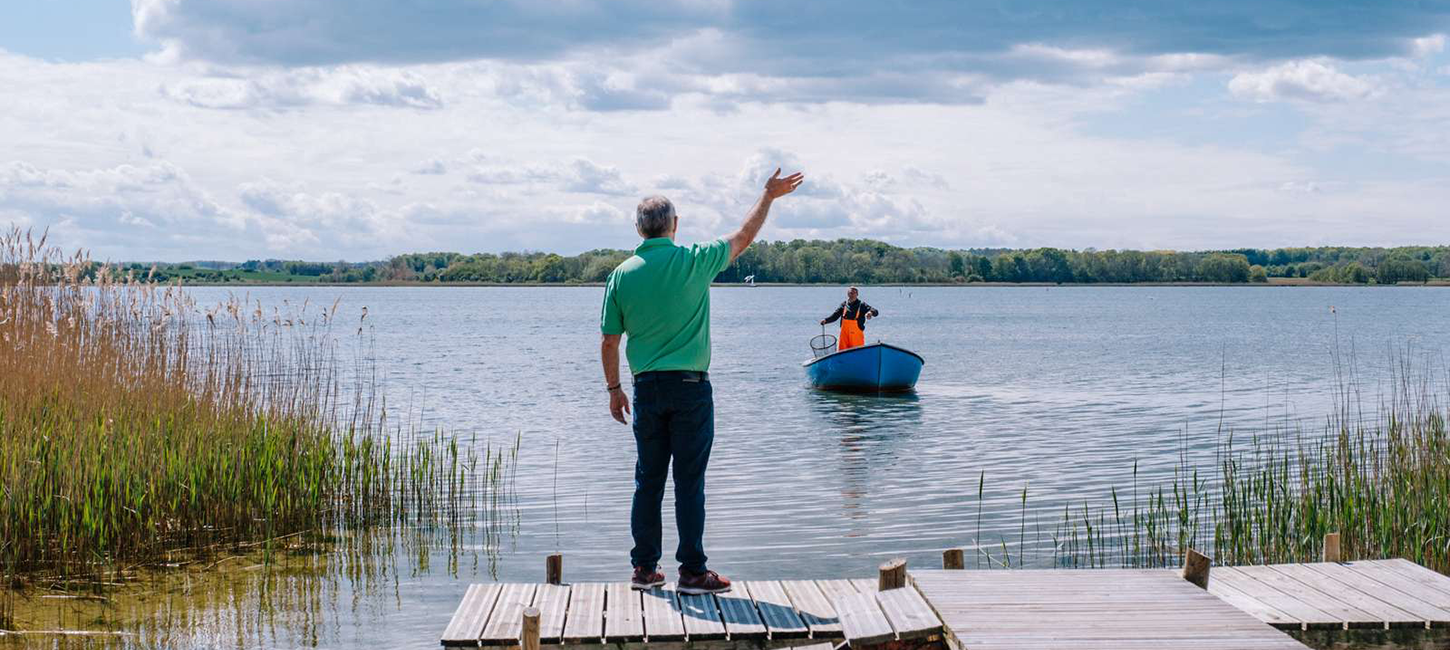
[
  {"x1": 1046, "y1": 351, "x2": 1450, "y2": 573},
  {"x1": 0, "y1": 228, "x2": 510, "y2": 597}
]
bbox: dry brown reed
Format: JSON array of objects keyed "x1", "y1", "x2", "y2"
[{"x1": 0, "y1": 228, "x2": 506, "y2": 594}]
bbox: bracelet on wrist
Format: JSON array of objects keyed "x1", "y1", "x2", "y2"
[{"x1": 607, "y1": 383, "x2": 622, "y2": 392}]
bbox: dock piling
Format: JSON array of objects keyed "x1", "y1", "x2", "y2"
[
  {"x1": 1323, "y1": 533, "x2": 1341, "y2": 563},
  {"x1": 522, "y1": 606, "x2": 540, "y2": 650},
  {"x1": 942, "y1": 549, "x2": 964, "y2": 570},
  {"x1": 546, "y1": 554, "x2": 563, "y2": 585},
  {"x1": 879, "y1": 559, "x2": 907, "y2": 591},
  {"x1": 1182, "y1": 548, "x2": 1211, "y2": 590}
]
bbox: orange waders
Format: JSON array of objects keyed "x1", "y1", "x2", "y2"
[{"x1": 838, "y1": 318, "x2": 865, "y2": 350}]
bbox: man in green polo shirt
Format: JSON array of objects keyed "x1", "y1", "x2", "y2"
[{"x1": 600, "y1": 167, "x2": 804, "y2": 594}]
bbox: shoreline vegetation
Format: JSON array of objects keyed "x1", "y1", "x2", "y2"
[
  {"x1": 1029, "y1": 351, "x2": 1450, "y2": 574},
  {"x1": 118, "y1": 239, "x2": 1449, "y2": 286},
  {"x1": 0, "y1": 229, "x2": 511, "y2": 629}
]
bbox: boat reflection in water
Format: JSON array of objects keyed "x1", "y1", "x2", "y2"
[{"x1": 804, "y1": 389, "x2": 923, "y2": 526}]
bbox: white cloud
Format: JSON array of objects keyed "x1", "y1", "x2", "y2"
[
  {"x1": 2, "y1": 40, "x2": 1449, "y2": 262},
  {"x1": 465, "y1": 158, "x2": 636, "y2": 196},
  {"x1": 569, "y1": 201, "x2": 629, "y2": 225},
  {"x1": 122, "y1": 1, "x2": 1450, "y2": 111},
  {"x1": 160, "y1": 66, "x2": 443, "y2": 110},
  {"x1": 1278, "y1": 181, "x2": 1323, "y2": 194},
  {"x1": 0, "y1": 160, "x2": 256, "y2": 259},
  {"x1": 237, "y1": 179, "x2": 397, "y2": 249},
  {"x1": 1228, "y1": 60, "x2": 1379, "y2": 103},
  {"x1": 411, "y1": 159, "x2": 447, "y2": 175},
  {"x1": 562, "y1": 159, "x2": 636, "y2": 195},
  {"x1": 1411, "y1": 34, "x2": 1447, "y2": 58}
]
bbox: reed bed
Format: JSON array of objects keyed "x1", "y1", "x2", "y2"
[
  {"x1": 1045, "y1": 354, "x2": 1450, "y2": 573},
  {"x1": 0, "y1": 228, "x2": 511, "y2": 597}
]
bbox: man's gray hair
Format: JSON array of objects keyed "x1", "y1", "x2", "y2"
[{"x1": 636, "y1": 196, "x2": 676, "y2": 238}]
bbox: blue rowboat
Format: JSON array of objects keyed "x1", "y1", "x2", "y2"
[{"x1": 803, "y1": 342, "x2": 924, "y2": 392}]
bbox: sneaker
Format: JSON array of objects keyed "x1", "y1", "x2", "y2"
[
  {"x1": 631, "y1": 566, "x2": 666, "y2": 591},
  {"x1": 678, "y1": 569, "x2": 731, "y2": 595}
]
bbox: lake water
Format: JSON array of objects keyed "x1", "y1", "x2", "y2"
[{"x1": 12, "y1": 286, "x2": 1450, "y2": 649}]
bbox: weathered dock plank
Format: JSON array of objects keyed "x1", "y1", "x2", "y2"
[
  {"x1": 442, "y1": 583, "x2": 503, "y2": 647},
  {"x1": 1212, "y1": 566, "x2": 1340, "y2": 629},
  {"x1": 913, "y1": 568, "x2": 1310, "y2": 650},
  {"x1": 640, "y1": 586, "x2": 686, "y2": 641},
  {"x1": 741, "y1": 580, "x2": 809, "y2": 639},
  {"x1": 1269, "y1": 563, "x2": 1420, "y2": 628},
  {"x1": 832, "y1": 592, "x2": 895, "y2": 646},
  {"x1": 1380, "y1": 558, "x2": 1450, "y2": 599},
  {"x1": 561, "y1": 582, "x2": 605, "y2": 643},
  {"x1": 604, "y1": 583, "x2": 645, "y2": 642},
  {"x1": 1202, "y1": 560, "x2": 1450, "y2": 631},
  {"x1": 1207, "y1": 576, "x2": 1300, "y2": 628},
  {"x1": 780, "y1": 580, "x2": 842, "y2": 637},
  {"x1": 480, "y1": 583, "x2": 538, "y2": 646},
  {"x1": 1303, "y1": 562, "x2": 1450, "y2": 626},
  {"x1": 531, "y1": 583, "x2": 570, "y2": 644},
  {"x1": 816, "y1": 579, "x2": 881, "y2": 642},
  {"x1": 875, "y1": 585, "x2": 941, "y2": 640},
  {"x1": 718, "y1": 588, "x2": 768, "y2": 640},
  {"x1": 819, "y1": 581, "x2": 895, "y2": 646},
  {"x1": 1229, "y1": 565, "x2": 1378, "y2": 628},
  {"x1": 678, "y1": 592, "x2": 727, "y2": 641}
]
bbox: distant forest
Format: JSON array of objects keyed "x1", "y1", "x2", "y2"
[{"x1": 137, "y1": 240, "x2": 1450, "y2": 285}]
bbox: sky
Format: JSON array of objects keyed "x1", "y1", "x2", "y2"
[{"x1": 2, "y1": 1, "x2": 1449, "y2": 261}]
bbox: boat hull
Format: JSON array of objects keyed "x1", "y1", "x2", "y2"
[{"x1": 802, "y1": 342, "x2": 924, "y2": 392}]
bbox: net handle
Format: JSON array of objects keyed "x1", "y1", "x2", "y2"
[{"x1": 810, "y1": 322, "x2": 837, "y2": 357}]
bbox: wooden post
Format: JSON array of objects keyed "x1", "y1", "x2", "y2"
[
  {"x1": 546, "y1": 553, "x2": 563, "y2": 585},
  {"x1": 521, "y1": 606, "x2": 540, "y2": 650},
  {"x1": 942, "y1": 548, "x2": 965, "y2": 570},
  {"x1": 879, "y1": 558, "x2": 907, "y2": 591},
  {"x1": 1182, "y1": 548, "x2": 1211, "y2": 590},
  {"x1": 1323, "y1": 532, "x2": 1342, "y2": 563}
]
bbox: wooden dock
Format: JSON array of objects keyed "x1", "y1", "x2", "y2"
[
  {"x1": 441, "y1": 576, "x2": 944, "y2": 648},
  {"x1": 442, "y1": 545, "x2": 1450, "y2": 650},
  {"x1": 913, "y1": 568, "x2": 1309, "y2": 650},
  {"x1": 1207, "y1": 558, "x2": 1450, "y2": 630}
]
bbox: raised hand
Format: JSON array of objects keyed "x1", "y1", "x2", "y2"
[{"x1": 763, "y1": 168, "x2": 805, "y2": 200}]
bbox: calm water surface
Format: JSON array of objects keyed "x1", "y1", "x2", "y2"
[{"x1": 13, "y1": 286, "x2": 1450, "y2": 649}]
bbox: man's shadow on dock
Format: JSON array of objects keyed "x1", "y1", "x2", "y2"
[{"x1": 647, "y1": 588, "x2": 836, "y2": 628}]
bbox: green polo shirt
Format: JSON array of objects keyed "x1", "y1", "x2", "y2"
[{"x1": 600, "y1": 236, "x2": 732, "y2": 374}]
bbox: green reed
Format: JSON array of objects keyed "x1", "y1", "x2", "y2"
[
  {"x1": 1045, "y1": 352, "x2": 1450, "y2": 572},
  {"x1": 0, "y1": 228, "x2": 513, "y2": 590}
]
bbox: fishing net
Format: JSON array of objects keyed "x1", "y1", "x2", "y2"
[{"x1": 810, "y1": 333, "x2": 837, "y2": 358}]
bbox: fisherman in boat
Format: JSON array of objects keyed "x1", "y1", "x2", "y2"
[{"x1": 820, "y1": 287, "x2": 879, "y2": 351}]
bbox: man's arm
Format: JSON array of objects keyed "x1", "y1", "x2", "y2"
[
  {"x1": 601, "y1": 333, "x2": 630, "y2": 424},
  {"x1": 726, "y1": 168, "x2": 804, "y2": 261},
  {"x1": 820, "y1": 305, "x2": 843, "y2": 326}
]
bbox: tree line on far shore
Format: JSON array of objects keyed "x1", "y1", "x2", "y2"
[{"x1": 135, "y1": 240, "x2": 1450, "y2": 285}]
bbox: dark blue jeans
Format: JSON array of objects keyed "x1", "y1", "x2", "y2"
[{"x1": 630, "y1": 373, "x2": 713, "y2": 574}]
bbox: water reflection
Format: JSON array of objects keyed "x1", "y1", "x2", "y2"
[{"x1": 805, "y1": 390, "x2": 923, "y2": 527}]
